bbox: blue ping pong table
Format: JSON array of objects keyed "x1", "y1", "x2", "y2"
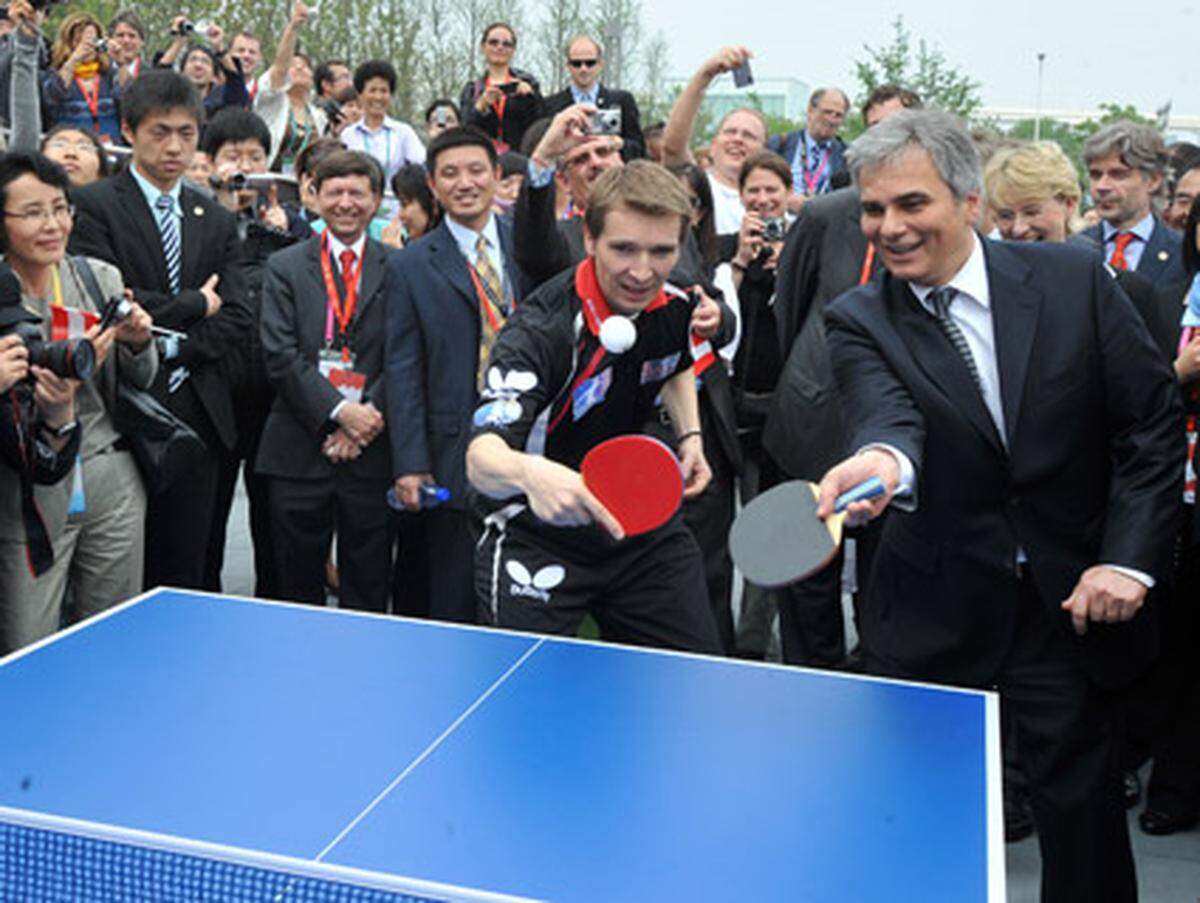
[{"x1": 0, "y1": 589, "x2": 1003, "y2": 902}]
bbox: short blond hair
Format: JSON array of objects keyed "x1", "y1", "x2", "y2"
[
  {"x1": 984, "y1": 141, "x2": 1082, "y2": 211},
  {"x1": 584, "y1": 160, "x2": 692, "y2": 241}
]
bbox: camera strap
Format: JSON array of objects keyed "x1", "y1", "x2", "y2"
[{"x1": 74, "y1": 75, "x2": 102, "y2": 132}]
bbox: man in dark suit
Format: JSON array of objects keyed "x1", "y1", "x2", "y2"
[
  {"x1": 256, "y1": 150, "x2": 393, "y2": 612},
  {"x1": 768, "y1": 87, "x2": 850, "y2": 216},
  {"x1": 816, "y1": 110, "x2": 1181, "y2": 902},
  {"x1": 69, "y1": 70, "x2": 251, "y2": 591},
  {"x1": 1081, "y1": 120, "x2": 1185, "y2": 286},
  {"x1": 541, "y1": 34, "x2": 644, "y2": 160},
  {"x1": 385, "y1": 127, "x2": 533, "y2": 623}
]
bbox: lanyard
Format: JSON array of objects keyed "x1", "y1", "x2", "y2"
[
  {"x1": 319, "y1": 231, "x2": 363, "y2": 361},
  {"x1": 466, "y1": 263, "x2": 509, "y2": 332},
  {"x1": 370, "y1": 124, "x2": 393, "y2": 171},
  {"x1": 75, "y1": 76, "x2": 101, "y2": 131},
  {"x1": 802, "y1": 143, "x2": 830, "y2": 196},
  {"x1": 50, "y1": 265, "x2": 64, "y2": 308},
  {"x1": 858, "y1": 244, "x2": 876, "y2": 286}
]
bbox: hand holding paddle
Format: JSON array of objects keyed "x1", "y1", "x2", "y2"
[
  {"x1": 816, "y1": 449, "x2": 900, "y2": 527},
  {"x1": 580, "y1": 435, "x2": 685, "y2": 538}
]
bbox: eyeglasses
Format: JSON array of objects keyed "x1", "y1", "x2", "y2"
[
  {"x1": 567, "y1": 59, "x2": 598, "y2": 68},
  {"x1": 485, "y1": 38, "x2": 515, "y2": 48},
  {"x1": 4, "y1": 203, "x2": 76, "y2": 225},
  {"x1": 44, "y1": 138, "x2": 99, "y2": 154}
]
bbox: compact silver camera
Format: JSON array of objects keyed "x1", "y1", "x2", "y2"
[
  {"x1": 761, "y1": 217, "x2": 787, "y2": 242},
  {"x1": 588, "y1": 108, "x2": 622, "y2": 136}
]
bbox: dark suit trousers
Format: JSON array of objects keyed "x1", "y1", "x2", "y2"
[
  {"x1": 681, "y1": 439, "x2": 735, "y2": 655},
  {"x1": 866, "y1": 575, "x2": 1136, "y2": 903},
  {"x1": 205, "y1": 403, "x2": 276, "y2": 597},
  {"x1": 394, "y1": 507, "x2": 477, "y2": 624},
  {"x1": 268, "y1": 474, "x2": 393, "y2": 613},
  {"x1": 144, "y1": 380, "x2": 220, "y2": 591}
]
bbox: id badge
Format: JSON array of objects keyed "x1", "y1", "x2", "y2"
[{"x1": 318, "y1": 349, "x2": 366, "y2": 403}]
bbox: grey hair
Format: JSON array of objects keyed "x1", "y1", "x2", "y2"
[
  {"x1": 1081, "y1": 121, "x2": 1166, "y2": 178},
  {"x1": 845, "y1": 109, "x2": 983, "y2": 200}
]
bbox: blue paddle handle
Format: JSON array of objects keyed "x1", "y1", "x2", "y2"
[{"x1": 833, "y1": 476, "x2": 885, "y2": 513}]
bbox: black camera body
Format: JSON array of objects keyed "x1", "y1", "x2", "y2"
[
  {"x1": 2, "y1": 320, "x2": 96, "y2": 381},
  {"x1": 761, "y1": 217, "x2": 787, "y2": 243}
]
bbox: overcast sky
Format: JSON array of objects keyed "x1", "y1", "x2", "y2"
[{"x1": 644, "y1": 0, "x2": 1197, "y2": 115}]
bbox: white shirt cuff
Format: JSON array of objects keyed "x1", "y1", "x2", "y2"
[
  {"x1": 526, "y1": 158, "x2": 557, "y2": 188},
  {"x1": 1102, "y1": 564, "x2": 1155, "y2": 589},
  {"x1": 329, "y1": 400, "x2": 347, "y2": 424},
  {"x1": 858, "y1": 443, "x2": 916, "y2": 511}
]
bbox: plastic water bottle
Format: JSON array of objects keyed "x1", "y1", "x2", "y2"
[{"x1": 386, "y1": 484, "x2": 450, "y2": 511}]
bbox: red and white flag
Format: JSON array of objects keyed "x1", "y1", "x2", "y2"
[{"x1": 50, "y1": 306, "x2": 98, "y2": 341}]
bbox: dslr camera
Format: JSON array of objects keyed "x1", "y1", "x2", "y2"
[
  {"x1": 0, "y1": 264, "x2": 97, "y2": 381},
  {"x1": 761, "y1": 217, "x2": 787, "y2": 242},
  {"x1": 587, "y1": 108, "x2": 622, "y2": 136}
]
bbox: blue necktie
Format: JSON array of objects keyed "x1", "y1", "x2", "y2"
[{"x1": 155, "y1": 193, "x2": 181, "y2": 295}]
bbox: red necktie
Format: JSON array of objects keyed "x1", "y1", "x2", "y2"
[
  {"x1": 340, "y1": 249, "x2": 356, "y2": 274},
  {"x1": 1109, "y1": 232, "x2": 1135, "y2": 271}
]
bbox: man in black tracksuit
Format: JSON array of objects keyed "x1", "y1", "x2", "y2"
[{"x1": 466, "y1": 162, "x2": 722, "y2": 654}]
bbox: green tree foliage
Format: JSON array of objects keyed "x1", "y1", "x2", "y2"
[{"x1": 853, "y1": 16, "x2": 982, "y2": 119}]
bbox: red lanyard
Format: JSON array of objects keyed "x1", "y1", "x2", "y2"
[
  {"x1": 319, "y1": 231, "x2": 363, "y2": 362},
  {"x1": 802, "y1": 144, "x2": 831, "y2": 195},
  {"x1": 858, "y1": 244, "x2": 876, "y2": 286},
  {"x1": 74, "y1": 76, "x2": 101, "y2": 131},
  {"x1": 466, "y1": 264, "x2": 509, "y2": 332}
]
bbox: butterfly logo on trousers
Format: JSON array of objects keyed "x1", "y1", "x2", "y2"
[{"x1": 506, "y1": 560, "x2": 566, "y2": 603}]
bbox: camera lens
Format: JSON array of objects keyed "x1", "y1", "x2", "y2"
[{"x1": 27, "y1": 335, "x2": 96, "y2": 381}]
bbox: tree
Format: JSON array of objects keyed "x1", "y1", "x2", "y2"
[{"x1": 853, "y1": 16, "x2": 982, "y2": 120}]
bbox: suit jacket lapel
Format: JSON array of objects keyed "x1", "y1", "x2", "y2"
[
  {"x1": 887, "y1": 274, "x2": 1005, "y2": 455},
  {"x1": 1136, "y1": 219, "x2": 1170, "y2": 282},
  {"x1": 985, "y1": 242, "x2": 1041, "y2": 446},
  {"x1": 496, "y1": 218, "x2": 524, "y2": 303},
  {"x1": 179, "y1": 187, "x2": 206, "y2": 289},
  {"x1": 354, "y1": 239, "x2": 385, "y2": 320},
  {"x1": 115, "y1": 171, "x2": 170, "y2": 291},
  {"x1": 428, "y1": 221, "x2": 479, "y2": 313}
]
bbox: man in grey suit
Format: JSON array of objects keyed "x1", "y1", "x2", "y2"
[{"x1": 1080, "y1": 121, "x2": 1185, "y2": 286}]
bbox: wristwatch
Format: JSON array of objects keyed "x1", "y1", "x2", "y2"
[{"x1": 41, "y1": 420, "x2": 78, "y2": 439}]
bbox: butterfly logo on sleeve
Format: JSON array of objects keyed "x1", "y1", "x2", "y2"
[{"x1": 474, "y1": 368, "x2": 539, "y2": 428}]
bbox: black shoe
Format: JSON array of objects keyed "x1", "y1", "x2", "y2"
[
  {"x1": 1139, "y1": 807, "x2": 1199, "y2": 836},
  {"x1": 1123, "y1": 771, "x2": 1141, "y2": 809}
]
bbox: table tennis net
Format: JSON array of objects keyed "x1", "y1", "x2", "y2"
[{"x1": 0, "y1": 816, "x2": 515, "y2": 903}]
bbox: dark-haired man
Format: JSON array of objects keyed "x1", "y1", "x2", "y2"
[
  {"x1": 314, "y1": 59, "x2": 350, "y2": 101},
  {"x1": 542, "y1": 34, "x2": 644, "y2": 160},
  {"x1": 466, "y1": 161, "x2": 722, "y2": 653},
  {"x1": 69, "y1": 69, "x2": 251, "y2": 591},
  {"x1": 201, "y1": 108, "x2": 309, "y2": 596},
  {"x1": 385, "y1": 126, "x2": 533, "y2": 622},
  {"x1": 107, "y1": 10, "x2": 146, "y2": 83},
  {"x1": 257, "y1": 150, "x2": 394, "y2": 611}
]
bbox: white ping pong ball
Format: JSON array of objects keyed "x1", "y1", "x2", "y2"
[{"x1": 599, "y1": 316, "x2": 636, "y2": 353}]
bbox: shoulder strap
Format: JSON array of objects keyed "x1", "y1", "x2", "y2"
[{"x1": 70, "y1": 255, "x2": 105, "y2": 307}]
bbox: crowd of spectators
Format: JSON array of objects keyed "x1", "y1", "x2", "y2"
[{"x1": 0, "y1": 6, "x2": 1198, "y2": 899}]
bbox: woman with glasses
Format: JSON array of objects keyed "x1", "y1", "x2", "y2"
[
  {"x1": 459, "y1": 22, "x2": 543, "y2": 154},
  {"x1": 40, "y1": 125, "x2": 112, "y2": 188},
  {"x1": 0, "y1": 152, "x2": 156, "y2": 654},
  {"x1": 42, "y1": 12, "x2": 122, "y2": 144}
]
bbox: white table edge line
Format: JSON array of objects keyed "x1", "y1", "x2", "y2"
[
  {"x1": 153, "y1": 588, "x2": 995, "y2": 700},
  {"x1": 312, "y1": 637, "x2": 547, "y2": 864}
]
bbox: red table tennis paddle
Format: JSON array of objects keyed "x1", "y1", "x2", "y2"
[
  {"x1": 581, "y1": 434, "x2": 684, "y2": 537},
  {"x1": 729, "y1": 477, "x2": 885, "y2": 588}
]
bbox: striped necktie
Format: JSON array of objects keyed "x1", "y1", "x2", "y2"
[
  {"x1": 928, "y1": 286, "x2": 981, "y2": 390},
  {"x1": 474, "y1": 234, "x2": 507, "y2": 391},
  {"x1": 154, "y1": 193, "x2": 181, "y2": 295}
]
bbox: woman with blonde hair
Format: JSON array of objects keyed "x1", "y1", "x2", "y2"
[
  {"x1": 984, "y1": 141, "x2": 1082, "y2": 242},
  {"x1": 43, "y1": 12, "x2": 121, "y2": 143}
]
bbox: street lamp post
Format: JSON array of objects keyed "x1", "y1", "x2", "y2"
[{"x1": 1034, "y1": 52, "x2": 1046, "y2": 141}]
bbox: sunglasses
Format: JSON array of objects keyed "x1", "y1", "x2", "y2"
[
  {"x1": 486, "y1": 38, "x2": 515, "y2": 48},
  {"x1": 568, "y1": 59, "x2": 598, "y2": 68}
]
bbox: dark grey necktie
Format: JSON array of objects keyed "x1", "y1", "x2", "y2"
[{"x1": 928, "y1": 286, "x2": 981, "y2": 390}]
